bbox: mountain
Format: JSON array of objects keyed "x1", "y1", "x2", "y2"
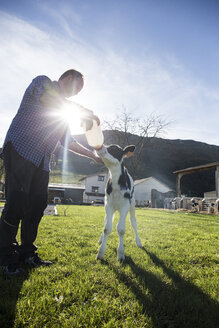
[
  {"x1": 1, "y1": 131, "x2": 218, "y2": 197},
  {"x1": 54, "y1": 130, "x2": 219, "y2": 197}
]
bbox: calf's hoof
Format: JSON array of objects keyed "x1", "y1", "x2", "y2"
[
  {"x1": 136, "y1": 238, "x2": 142, "y2": 248},
  {"x1": 98, "y1": 233, "x2": 103, "y2": 244},
  {"x1": 96, "y1": 251, "x2": 104, "y2": 260},
  {"x1": 117, "y1": 252, "x2": 125, "y2": 261}
]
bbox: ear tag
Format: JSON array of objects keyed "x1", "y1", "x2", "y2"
[{"x1": 126, "y1": 151, "x2": 134, "y2": 158}]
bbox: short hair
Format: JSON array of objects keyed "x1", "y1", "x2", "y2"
[{"x1": 59, "y1": 69, "x2": 83, "y2": 81}]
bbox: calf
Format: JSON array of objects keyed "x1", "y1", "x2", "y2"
[{"x1": 96, "y1": 144, "x2": 142, "y2": 261}]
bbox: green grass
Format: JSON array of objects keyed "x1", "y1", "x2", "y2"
[
  {"x1": 49, "y1": 170, "x2": 83, "y2": 184},
  {"x1": 0, "y1": 207, "x2": 218, "y2": 328}
]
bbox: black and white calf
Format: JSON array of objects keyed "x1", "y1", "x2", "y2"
[{"x1": 96, "y1": 144, "x2": 142, "y2": 261}]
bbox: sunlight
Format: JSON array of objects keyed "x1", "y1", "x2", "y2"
[
  {"x1": 57, "y1": 102, "x2": 85, "y2": 184},
  {"x1": 60, "y1": 103, "x2": 84, "y2": 135}
]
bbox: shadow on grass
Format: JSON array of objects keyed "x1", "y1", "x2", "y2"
[
  {"x1": 0, "y1": 270, "x2": 30, "y2": 328},
  {"x1": 102, "y1": 248, "x2": 219, "y2": 328}
]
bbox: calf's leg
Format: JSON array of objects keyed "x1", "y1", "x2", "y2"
[
  {"x1": 117, "y1": 205, "x2": 130, "y2": 261},
  {"x1": 129, "y1": 199, "x2": 142, "y2": 248},
  {"x1": 97, "y1": 205, "x2": 114, "y2": 260}
]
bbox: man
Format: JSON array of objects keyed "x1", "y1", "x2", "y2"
[{"x1": 0, "y1": 69, "x2": 101, "y2": 277}]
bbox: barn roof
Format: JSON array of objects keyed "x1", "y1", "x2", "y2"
[
  {"x1": 134, "y1": 177, "x2": 152, "y2": 185},
  {"x1": 79, "y1": 171, "x2": 108, "y2": 181},
  {"x1": 173, "y1": 162, "x2": 219, "y2": 175},
  {"x1": 134, "y1": 176, "x2": 172, "y2": 190},
  {"x1": 48, "y1": 183, "x2": 85, "y2": 190}
]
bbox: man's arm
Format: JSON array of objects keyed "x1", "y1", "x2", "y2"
[
  {"x1": 40, "y1": 92, "x2": 100, "y2": 125},
  {"x1": 68, "y1": 140, "x2": 103, "y2": 163},
  {"x1": 71, "y1": 102, "x2": 100, "y2": 125}
]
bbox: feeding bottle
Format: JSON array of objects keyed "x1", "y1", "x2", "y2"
[{"x1": 82, "y1": 119, "x2": 104, "y2": 149}]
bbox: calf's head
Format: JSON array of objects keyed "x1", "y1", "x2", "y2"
[{"x1": 102, "y1": 144, "x2": 135, "y2": 168}]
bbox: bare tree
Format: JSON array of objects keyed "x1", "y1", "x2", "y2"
[{"x1": 102, "y1": 107, "x2": 169, "y2": 178}]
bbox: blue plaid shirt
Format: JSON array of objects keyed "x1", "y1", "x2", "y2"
[{"x1": 0, "y1": 75, "x2": 75, "y2": 171}]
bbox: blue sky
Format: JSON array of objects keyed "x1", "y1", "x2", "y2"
[{"x1": 0, "y1": 0, "x2": 219, "y2": 146}]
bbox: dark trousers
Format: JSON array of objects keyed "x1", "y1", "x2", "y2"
[{"x1": 0, "y1": 143, "x2": 49, "y2": 265}]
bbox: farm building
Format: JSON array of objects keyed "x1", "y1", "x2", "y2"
[
  {"x1": 80, "y1": 172, "x2": 108, "y2": 204},
  {"x1": 173, "y1": 162, "x2": 219, "y2": 212},
  {"x1": 81, "y1": 173, "x2": 172, "y2": 207},
  {"x1": 48, "y1": 183, "x2": 85, "y2": 204},
  {"x1": 174, "y1": 162, "x2": 219, "y2": 197},
  {"x1": 134, "y1": 177, "x2": 173, "y2": 206}
]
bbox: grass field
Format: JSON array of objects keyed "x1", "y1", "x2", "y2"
[
  {"x1": 49, "y1": 169, "x2": 84, "y2": 184},
  {"x1": 0, "y1": 206, "x2": 218, "y2": 328}
]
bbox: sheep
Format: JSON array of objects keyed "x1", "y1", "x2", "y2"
[{"x1": 95, "y1": 144, "x2": 142, "y2": 261}]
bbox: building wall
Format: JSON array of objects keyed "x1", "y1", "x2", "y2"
[
  {"x1": 83, "y1": 194, "x2": 105, "y2": 203},
  {"x1": 48, "y1": 187, "x2": 84, "y2": 204},
  {"x1": 83, "y1": 172, "x2": 108, "y2": 203},
  {"x1": 134, "y1": 178, "x2": 171, "y2": 204},
  {"x1": 83, "y1": 175, "x2": 172, "y2": 205},
  {"x1": 204, "y1": 191, "x2": 217, "y2": 198},
  {"x1": 84, "y1": 173, "x2": 108, "y2": 194},
  {"x1": 64, "y1": 189, "x2": 84, "y2": 204}
]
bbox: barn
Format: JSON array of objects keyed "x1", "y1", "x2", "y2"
[
  {"x1": 48, "y1": 183, "x2": 85, "y2": 204},
  {"x1": 134, "y1": 177, "x2": 173, "y2": 206},
  {"x1": 80, "y1": 172, "x2": 108, "y2": 204}
]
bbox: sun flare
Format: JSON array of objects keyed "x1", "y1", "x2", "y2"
[{"x1": 60, "y1": 104, "x2": 84, "y2": 135}]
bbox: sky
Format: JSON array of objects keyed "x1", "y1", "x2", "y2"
[{"x1": 0, "y1": 0, "x2": 219, "y2": 146}]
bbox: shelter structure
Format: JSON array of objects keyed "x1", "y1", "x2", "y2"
[
  {"x1": 48, "y1": 183, "x2": 85, "y2": 204},
  {"x1": 173, "y1": 162, "x2": 219, "y2": 197}
]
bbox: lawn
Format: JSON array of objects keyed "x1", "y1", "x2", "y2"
[
  {"x1": 0, "y1": 206, "x2": 218, "y2": 328},
  {"x1": 49, "y1": 169, "x2": 84, "y2": 184}
]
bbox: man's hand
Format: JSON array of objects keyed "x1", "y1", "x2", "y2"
[
  {"x1": 81, "y1": 112, "x2": 100, "y2": 126},
  {"x1": 71, "y1": 102, "x2": 100, "y2": 125},
  {"x1": 88, "y1": 114, "x2": 100, "y2": 126},
  {"x1": 68, "y1": 140, "x2": 104, "y2": 164},
  {"x1": 92, "y1": 154, "x2": 104, "y2": 164},
  {"x1": 66, "y1": 101, "x2": 100, "y2": 126}
]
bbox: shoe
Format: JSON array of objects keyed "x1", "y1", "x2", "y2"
[
  {"x1": 0, "y1": 263, "x2": 26, "y2": 278},
  {"x1": 23, "y1": 253, "x2": 52, "y2": 268}
]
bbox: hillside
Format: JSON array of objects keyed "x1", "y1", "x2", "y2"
[
  {"x1": 1, "y1": 132, "x2": 219, "y2": 197},
  {"x1": 53, "y1": 130, "x2": 219, "y2": 197}
]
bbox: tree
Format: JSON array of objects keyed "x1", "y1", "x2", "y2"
[{"x1": 102, "y1": 107, "x2": 169, "y2": 178}]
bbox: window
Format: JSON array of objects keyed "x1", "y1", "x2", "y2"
[
  {"x1": 92, "y1": 186, "x2": 99, "y2": 193},
  {"x1": 98, "y1": 175, "x2": 105, "y2": 181}
]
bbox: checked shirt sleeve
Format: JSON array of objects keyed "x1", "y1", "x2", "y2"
[
  {"x1": 26, "y1": 76, "x2": 53, "y2": 103},
  {"x1": 1, "y1": 75, "x2": 76, "y2": 171}
]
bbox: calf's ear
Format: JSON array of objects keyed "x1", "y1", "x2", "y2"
[{"x1": 123, "y1": 145, "x2": 135, "y2": 158}]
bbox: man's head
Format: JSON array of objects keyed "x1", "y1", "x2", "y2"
[{"x1": 58, "y1": 69, "x2": 84, "y2": 97}]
